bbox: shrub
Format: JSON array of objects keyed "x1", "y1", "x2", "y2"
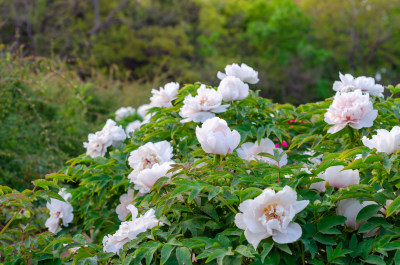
[
  {"x1": 1, "y1": 68, "x2": 400, "y2": 264},
  {"x1": 0, "y1": 54, "x2": 153, "y2": 189}
]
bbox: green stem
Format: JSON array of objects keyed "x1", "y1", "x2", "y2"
[
  {"x1": 213, "y1": 154, "x2": 222, "y2": 167},
  {"x1": 0, "y1": 211, "x2": 18, "y2": 236}
]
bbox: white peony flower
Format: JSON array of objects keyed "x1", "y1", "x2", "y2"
[
  {"x1": 83, "y1": 119, "x2": 127, "y2": 158},
  {"x1": 137, "y1": 104, "x2": 152, "y2": 119},
  {"x1": 324, "y1": 166, "x2": 359, "y2": 188},
  {"x1": 235, "y1": 186, "x2": 309, "y2": 248},
  {"x1": 333, "y1": 73, "x2": 384, "y2": 97},
  {"x1": 45, "y1": 188, "x2": 74, "y2": 234},
  {"x1": 103, "y1": 205, "x2": 162, "y2": 255},
  {"x1": 311, "y1": 166, "x2": 359, "y2": 192},
  {"x1": 236, "y1": 138, "x2": 288, "y2": 167},
  {"x1": 179, "y1": 84, "x2": 229, "y2": 123},
  {"x1": 196, "y1": 117, "x2": 240, "y2": 155},
  {"x1": 217, "y1": 63, "x2": 259, "y2": 84},
  {"x1": 83, "y1": 132, "x2": 108, "y2": 158},
  {"x1": 217, "y1": 76, "x2": 249, "y2": 102},
  {"x1": 324, "y1": 90, "x2": 378, "y2": 134},
  {"x1": 116, "y1": 188, "x2": 136, "y2": 221},
  {"x1": 102, "y1": 119, "x2": 127, "y2": 146},
  {"x1": 336, "y1": 199, "x2": 377, "y2": 230},
  {"x1": 128, "y1": 162, "x2": 173, "y2": 194},
  {"x1": 309, "y1": 172, "x2": 327, "y2": 192},
  {"x1": 115, "y1": 107, "x2": 136, "y2": 121},
  {"x1": 128, "y1": 141, "x2": 173, "y2": 172},
  {"x1": 150, "y1": 82, "x2": 179, "y2": 108},
  {"x1": 125, "y1": 121, "x2": 142, "y2": 136},
  {"x1": 362, "y1": 126, "x2": 400, "y2": 155}
]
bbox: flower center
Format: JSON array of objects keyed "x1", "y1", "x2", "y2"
[
  {"x1": 263, "y1": 203, "x2": 284, "y2": 221},
  {"x1": 198, "y1": 95, "x2": 208, "y2": 105},
  {"x1": 142, "y1": 153, "x2": 159, "y2": 168}
]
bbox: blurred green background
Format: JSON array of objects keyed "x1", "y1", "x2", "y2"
[{"x1": 1, "y1": 0, "x2": 400, "y2": 188}]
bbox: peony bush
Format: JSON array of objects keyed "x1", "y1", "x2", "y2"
[{"x1": 1, "y1": 65, "x2": 400, "y2": 265}]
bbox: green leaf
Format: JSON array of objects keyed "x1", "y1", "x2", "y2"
[
  {"x1": 176, "y1": 247, "x2": 192, "y2": 265},
  {"x1": 234, "y1": 245, "x2": 254, "y2": 258},
  {"x1": 386, "y1": 196, "x2": 400, "y2": 217},
  {"x1": 72, "y1": 234, "x2": 86, "y2": 245},
  {"x1": 364, "y1": 255, "x2": 386, "y2": 265},
  {"x1": 205, "y1": 247, "x2": 234, "y2": 265},
  {"x1": 317, "y1": 215, "x2": 346, "y2": 234},
  {"x1": 356, "y1": 204, "x2": 382, "y2": 224},
  {"x1": 260, "y1": 241, "x2": 274, "y2": 263}
]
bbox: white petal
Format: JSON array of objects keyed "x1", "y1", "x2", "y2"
[{"x1": 272, "y1": 222, "x2": 302, "y2": 244}]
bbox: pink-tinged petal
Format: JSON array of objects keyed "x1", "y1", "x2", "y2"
[{"x1": 272, "y1": 222, "x2": 302, "y2": 244}]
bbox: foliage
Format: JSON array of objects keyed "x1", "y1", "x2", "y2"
[
  {"x1": 7, "y1": 0, "x2": 400, "y2": 103},
  {"x1": 0, "y1": 54, "x2": 153, "y2": 190},
  {"x1": 2, "y1": 79, "x2": 400, "y2": 264}
]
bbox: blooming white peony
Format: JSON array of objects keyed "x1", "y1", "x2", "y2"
[
  {"x1": 116, "y1": 188, "x2": 136, "y2": 221},
  {"x1": 128, "y1": 162, "x2": 173, "y2": 193},
  {"x1": 125, "y1": 120, "x2": 142, "y2": 136},
  {"x1": 236, "y1": 138, "x2": 288, "y2": 167},
  {"x1": 83, "y1": 119, "x2": 127, "y2": 158},
  {"x1": 127, "y1": 141, "x2": 174, "y2": 193},
  {"x1": 217, "y1": 63, "x2": 259, "y2": 84},
  {"x1": 137, "y1": 104, "x2": 152, "y2": 119},
  {"x1": 217, "y1": 76, "x2": 249, "y2": 102},
  {"x1": 362, "y1": 126, "x2": 400, "y2": 155},
  {"x1": 83, "y1": 132, "x2": 108, "y2": 158},
  {"x1": 102, "y1": 119, "x2": 127, "y2": 146},
  {"x1": 196, "y1": 117, "x2": 240, "y2": 155},
  {"x1": 333, "y1": 73, "x2": 384, "y2": 97},
  {"x1": 45, "y1": 188, "x2": 74, "y2": 234},
  {"x1": 128, "y1": 141, "x2": 173, "y2": 171},
  {"x1": 336, "y1": 199, "x2": 377, "y2": 230},
  {"x1": 150, "y1": 82, "x2": 179, "y2": 108},
  {"x1": 115, "y1": 106, "x2": 136, "y2": 121},
  {"x1": 179, "y1": 84, "x2": 229, "y2": 123},
  {"x1": 235, "y1": 186, "x2": 309, "y2": 248},
  {"x1": 103, "y1": 205, "x2": 162, "y2": 255},
  {"x1": 310, "y1": 165, "x2": 359, "y2": 192},
  {"x1": 324, "y1": 90, "x2": 378, "y2": 134}
]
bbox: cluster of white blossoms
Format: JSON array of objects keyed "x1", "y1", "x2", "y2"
[
  {"x1": 217, "y1": 63, "x2": 258, "y2": 102},
  {"x1": 237, "y1": 138, "x2": 288, "y2": 167},
  {"x1": 127, "y1": 141, "x2": 174, "y2": 193},
  {"x1": 83, "y1": 119, "x2": 126, "y2": 158},
  {"x1": 180, "y1": 63, "x2": 259, "y2": 123},
  {"x1": 103, "y1": 205, "x2": 162, "y2": 255},
  {"x1": 333, "y1": 73, "x2": 384, "y2": 97},
  {"x1": 235, "y1": 186, "x2": 309, "y2": 248},
  {"x1": 45, "y1": 188, "x2": 74, "y2": 234},
  {"x1": 115, "y1": 106, "x2": 136, "y2": 121},
  {"x1": 362, "y1": 126, "x2": 400, "y2": 155}
]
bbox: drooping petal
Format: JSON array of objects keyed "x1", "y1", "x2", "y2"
[{"x1": 272, "y1": 222, "x2": 302, "y2": 244}]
